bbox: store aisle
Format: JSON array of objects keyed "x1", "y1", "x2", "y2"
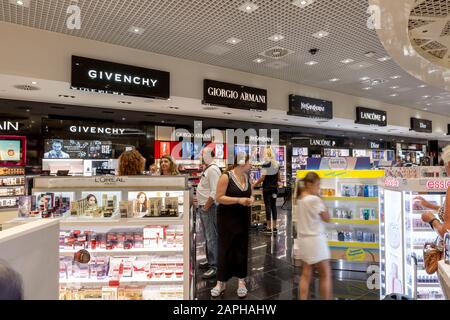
[{"x1": 195, "y1": 208, "x2": 379, "y2": 300}]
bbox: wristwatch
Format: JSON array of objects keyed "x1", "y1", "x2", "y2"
[{"x1": 429, "y1": 218, "x2": 439, "y2": 229}]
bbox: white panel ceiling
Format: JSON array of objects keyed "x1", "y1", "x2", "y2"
[{"x1": 1, "y1": 0, "x2": 450, "y2": 115}]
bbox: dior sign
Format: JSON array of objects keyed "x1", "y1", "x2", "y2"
[
  {"x1": 410, "y1": 117, "x2": 432, "y2": 133},
  {"x1": 71, "y1": 56, "x2": 170, "y2": 99}
]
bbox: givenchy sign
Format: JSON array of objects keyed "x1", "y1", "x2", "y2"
[
  {"x1": 356, "y1": 107, "x2": 387, "y2": 126},
  {"x1": 71, "y1": 56, "x2": 170, "y2": 99},
  {"x1": 69, "y1": 126, "x2": 126, "y2": 135},
  {"x1": 410, "y1": 117, "x2": 432, "y2": 133},
  {"x1": 288, "y1": 95, "x2": 333, "y2": 119},
  {"x1": 203, "y1": 79, "x2": 267, "y2": 111}
]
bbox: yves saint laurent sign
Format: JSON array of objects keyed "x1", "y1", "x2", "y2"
[
  {"x1": 410, "y1": 117, "x2": 432, "y2": 133},
  {"x1": 309, "y1": 139, "x2": 337, "y2": 147},
  {"x1": 203, "y1": 79, "x2": 267, "y2": 111},
  {"x1": 71, "y1": 56, "x2": 170, "y2": 99},
  {"x1": 355, "y1": 107, "x2": 387, "y2": 126},
  {"x1": 288, "y1": 95, "x2": 333, "y2": 119}
]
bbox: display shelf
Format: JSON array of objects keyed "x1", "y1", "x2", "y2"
[
  {"x1": 59, "y1": 277, "x2": 184, "y2": 285},
  {"x1": 59, "y1": 217, "x2": 185, "y2": 227},
  {"x1": 322, "y1": 197, "x2": 378, "y2": 202},
  {"x1": 329, "y1": 219, "x2": 379, "y2": 225},
  {"x1": 413, "y1": 228, "x2": 434, "y2": 232},
  {"x1": 417, "y1": 283, "x2": 441, "y2": 288},
  {"x1": 328, "y1": 241, "x2": 379, "y2": 248},
  {"x1": 60, "y1": 247, "x2": 183, "y2": 256}
]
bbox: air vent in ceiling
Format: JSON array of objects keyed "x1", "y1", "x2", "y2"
[
  {"x1": 259, "y1": 47, "x2": 294, "y2": 59},
  {"x1": 14, "y1": 85, "x2": 40, "y2": 91}
]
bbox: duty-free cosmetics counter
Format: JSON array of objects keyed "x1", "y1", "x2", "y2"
[{"x1": 10, "y1": 176, "x2": 193, "y2": 300}]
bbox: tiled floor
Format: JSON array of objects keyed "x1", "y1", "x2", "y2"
[{"x1": 195, "y1": 207, "x2": 379, "y2": 300}]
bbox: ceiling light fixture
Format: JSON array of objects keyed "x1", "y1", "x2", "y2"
[
  {"x1": 341, "y1": 59, "x2": 354, "y2": 64},
  {"x1": 377, "y1": 56, "x2": 392, "y2": 62},
  {"x1": 253, "y1": 58, "x2": 265, "y2": 63},
  {"x1": 423, "y1": 108, "x2": 428, "y2": 111},
  {"x1": 390, "y1": 93, "x2": 398, "y2": 97},
  {"x1": 390, "y1": 86, "x2": 399, "y2": 89},
  {"x1": 329, "y1": 78, "x2": 340, "y2": 82},
  {"x1": 362, "y1": 87, "x2": 372, "y2": 90},
  {"x1": 312, "y1": 30, "x2": 329, "y2": 39},
  {"x1": 128, "y1": 26, "x2": 145, "y2": 35},
  {"x1": 268, "y1": 34, "x2": 284, "y2": 42},
  {"x1": 390, "y1": 75, "x2": 401, "y2": 79},
  {"x1": 360, "y1": 76, "x2": 370, "y2": 81},
  {"x1": 418, "y1": 84, "x2": 427, "y2": 88},
  {"x1": 12, "y1": 0, "x2": 30, "y2": 7},
  {"x1": 31, "y1": 81, "x2": 37, "y2": 85},
  {"x1": 364, "y1": 51, "x2": 376, "y2": 58},
  {"x1": 292, "y1": 0, "x2": 315, "y2": 8},
  {"x1": 422, "y1": 95, "x2": 430, "y2": 99},
  {"x1": 238, "y1": 2, "x2": 259, "y2": 13},
  {"x1": 226, "y1": 37, "x2": 242, "y2": 45},
  {"x1": 305, "y1": 61, "x2": 318, "y2": 66}
]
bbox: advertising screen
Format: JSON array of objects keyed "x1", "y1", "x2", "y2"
[
  {"x1": 44, "y1": 139, "x2": 112, "y2": 159},
  {"x1": 0, "y1": 140, "x2": 21, "y2": 162}
]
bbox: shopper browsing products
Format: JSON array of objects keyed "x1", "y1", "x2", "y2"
[
  {"x1": 159, "y1": 155, "x2": 180, "y2": 176},
  {"x1": 295, "y1": 172, "x2": 333, "y2": 300},
  {"x1": 197, "y1": 147, "x2": 221, "y2": 279},
  {"x1": 253, "y1": 147, "x2": 281, "y2": 235},
  {"x1": 117, "y1": 149, "x2": 146, "y2": 176},
  {"x1": 0, "y1": 260, "x2": 23, "y2": 300},
  {"x1": 211, "y1": 153, "x2": 253, "y2": 298}
]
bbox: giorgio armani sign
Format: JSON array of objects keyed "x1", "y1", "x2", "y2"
[
  {"x1": 355, "y1": 107, "x2": 387, "y2": 126},
  {"x1": 288, "y1": 95, "x2": 333, "y2": 119},
  {"x1": 203, "y1": 79, "x2": 267, "y2": 111},
  {"x1": 71, "y1": 56, "x2": 170, "y2": 99}
]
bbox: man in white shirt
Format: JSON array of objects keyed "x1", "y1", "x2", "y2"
[{"x1": 197, "y1": 147, "x2": 221, "y2": 279}]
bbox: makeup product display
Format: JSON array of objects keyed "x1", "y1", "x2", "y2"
[
  {"x1": 28, "y1": 176, "x2": 191, "y2": 300},
  {"x1": 294, "y1": 170, "x2": 383, "y2": 278},
  {"x1": 0, "y1": 166, "x2": 26, "y2": 209},
  {"x1": 380, "y1": 178, "x2": 446, "y2": 300}
]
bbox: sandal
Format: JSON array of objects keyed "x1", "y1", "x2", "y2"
[
  {"x1": 237, "y1": 287, "x2": 248, "y2": 298},
  {"x1": 210, "y1": 284, "x2": 226, "y2": 297}
]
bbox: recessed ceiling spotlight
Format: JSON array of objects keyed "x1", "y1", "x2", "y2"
[
  {"x1": 390, "y1": 75, "x2": 401, "y2": 79},
  {"x1": 122, "y1": 117, "x2": 126, "y2": 121},
  {"x1": 26, "y1": 109, "x2": 30, "y2": 112},
  {"x1": 128, "y1": 26, "x2": 145, "y2": 35},
  {"x1": 362, "y1": 87, "x2": 372, "y2": 90},
  {"x1": 305, "y1": 61, "x2": 318, "y2": 66},
  {"x1": 238, "y1": 2, "x2": 259, "y2": 13},
  {"x1": 390, "y1": 86, "x2": 399, "y2": 89},
  {"x1": 428, "y1": 68, "x2": 439, "y2": 74},
  {"x1": 268, "y1": 34, "x2": 284, "y2": 42},
  {"x1": 329, "y1": 78, "x2": 340, "y2": 82},
  {"x1": 418, "y1": 84, "x2": 427, "y2": 88},
  {"x1": 291, "y1": 0, "x2": 315, "y2": 8},
  {"x1": 31, "y1": 81, "x2": 37, "y2": 85},
  {"x1": 422, "y1": 95, "x2": 431, "y2": 99},
  {"x1": 426, "y1": 103, "x2": 432, "y2": 106},
  {"x1": 341, "y1": 59, "x2": 354, "y2": 64},
  {"x1": 226, "y1": 37, "x2": 242, "y2": 45},
  {"x1": 253, "y1": 58, "x2": 265, "y2": 63},
  {"x1": 10, "y1": 0, "x2": 30, "y2": 7},
  {"x1": 423, "y1": 108, "x2": 428, "y2": 111},
  {"x1": 377, "y1": 56, "x2": 392, "y2": 62},
  {"x1": 364, "y1": 51, "x2": 376, "y2": 58},
  {"x1": 360, "y1": 76, "x2": 370, "y2": 81},
  {"x1": 223, "y1": 112, "x2": 232, "y2": 115},
  {"x1": 168, "y1": 106, "x2": 179, "y2": 110},
  {"x1": 312, "y1": 30, "x2": 329, "y2": 39},
  {"x1": 390, "y1": 93, "x2": 399, "y2": 97},
  {"x1": 58, "y1": 94, "x2": 75, "y2": 98}
]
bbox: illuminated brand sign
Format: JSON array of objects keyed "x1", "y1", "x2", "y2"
[
  {"x1": 426, "y1": 180, "x2": 450, "y2": 190},
  {"x1": 203, "y1": 79, "x2": 267, "y2": 111},
  {"x1": 384, "y1": 178, "x2": 400, "y2": 188},
  {"x1": 288, "y1": 95, "x2": 333, "y2": 119},
  {"x1": 249, "y1": 136, "x2": 273, "y2": 143},
  {"x1": 174, "y1": 132, "x2": 212, "y2": 140},
  {"x1": 328, "y1": 158, "x2": 348, "y2": 170},
  {"x1": 94, "y1": 176, "x2": 125, "y2": 185},
  {"x1": 69, "y1": 126, "x2": 127, "y2": 135},
  {"x1": 0, "y1": 121, "x2": 19, "y2": 131},
  {"x1": 410, "y1": 117, "x2": 432, "y2": 133},
  {"x1": 356, "y1": 107, "x2": 387, "y2": 126},
  {"x1": 71, "y1": 56, "x2": 170, "y2": 99},
  {"x1": 309, "y1": 139, "x2": 336, "y2": 147}
]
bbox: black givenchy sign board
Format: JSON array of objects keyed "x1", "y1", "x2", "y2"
[
  {"x1": 203, "y1": 79, "x2": 267, "y2": 111},
  {"x1": 71, "y1": 56, "x2": 170, "y2": 99},
  {"x1": 356, "y1": 107, "x2": 387, "y2": 126},
  {"x1": 288, "y1": 95, "x2": 333, "y2": 119},
  {"x1": 410, "y1": 118, "x2": 432, "y2": 133}
]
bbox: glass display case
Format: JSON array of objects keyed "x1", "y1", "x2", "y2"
[
  {"x1": 380, "y1": 178, "x2": 445, "y2": 300},
  {"x1": 294, "y1": 170, "x2": 384, "y2": 274},
  {"x1": 13, "y1": 176, "x2": 192, "y2": 300}
]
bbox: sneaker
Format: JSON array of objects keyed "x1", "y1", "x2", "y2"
[
  {"x1": 199, "y1": 261, "x2": 210, "y2": 270},
  {"x1": 202, "y1": 268, "x2": 217, "y2": 279}
]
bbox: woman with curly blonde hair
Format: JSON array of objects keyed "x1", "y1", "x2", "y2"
[
  {"x1": 159, "y1": 154, "x2": 180, "y2": 176},
  {"x1": 117, "y1": 149, "x2": 146, "y2": 176}
]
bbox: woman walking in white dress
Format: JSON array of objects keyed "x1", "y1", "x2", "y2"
[{"x1": 295, "y1": 172, "x2": 333, "y2": 300}]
